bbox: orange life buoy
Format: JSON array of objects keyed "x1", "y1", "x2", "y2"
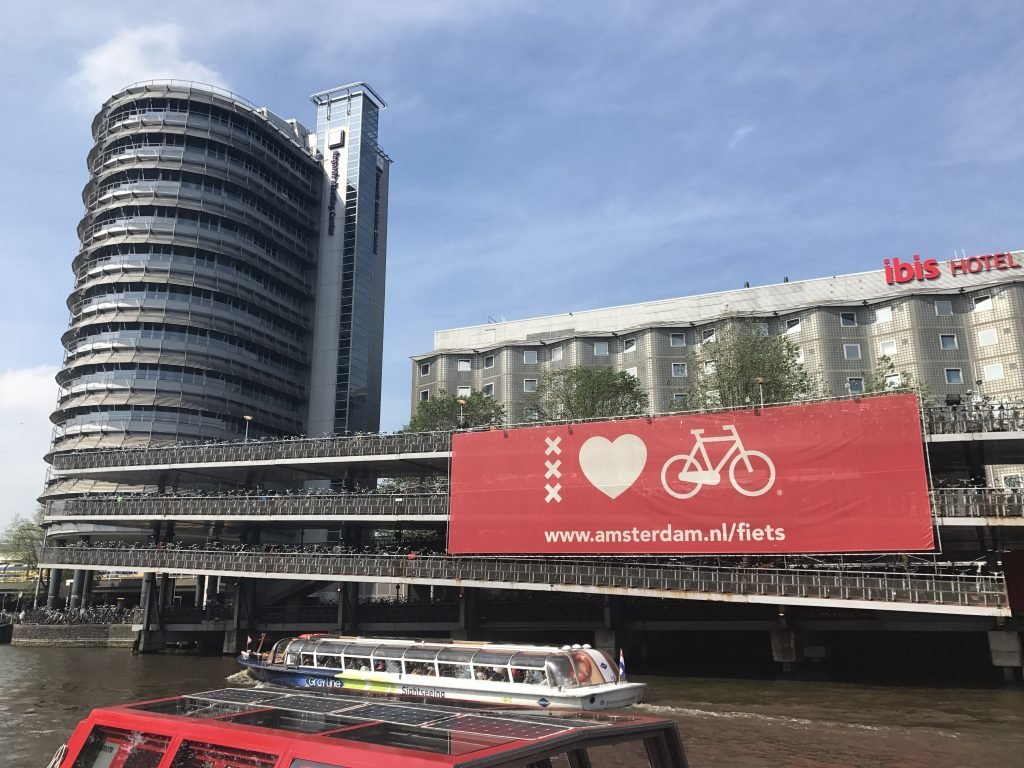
[{"x1": 573, "y1": 652, "x2": 592, "y2": 679}]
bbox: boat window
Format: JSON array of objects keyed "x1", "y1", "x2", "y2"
[
  {"x1": 285, "y1": 652, "x2": 300, "y2": 666},
  {"x1": 510, "y1": 652, "x2": 548, "y2": 669},
  {"x1": 300, "y1": 654, "x2": 315, "y2": 666},
  {"x1": 546, "y1": 656, "x2": 579, "y2": 688},
  {"x1": 437, "y1": 662, "x2": 472, "y2": 679},
  {"x1": 169, "y1": 741, "x2": 277, "y2": 768},
  {"x1": 472, "y1": 665, "x2": 510, "y2": 682},
  {"x1": 341, "y1": 643, "x2": 378, "y2": 657},
  {"x1": 71, "y1": 726, "x2": 169, "y2": 768},
  {"x1": 372, "y1": 645, "x2": 407, "y2": 660},
  {"x1": 435, "y1": 647, "x2": 475, "y2": 663},
  {"x1": 343, "y1": 652, "x2": 372, "y2": 671},
  {"x1": 403, "y1": 646, "x2": 442, "y2": 662},
  {"x1": 316, "y1": 654, "x2": 342, "y2": 669},
  {"x1": 511, "y1": 666, "x2": 549, "y2": 686},
  {"x1": 471, "y1": 650, "x2": 515, "y2": 666}
]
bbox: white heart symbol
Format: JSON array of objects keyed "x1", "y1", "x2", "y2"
[{"x1": 578, "y1": 434, "x2": 647, "y2": 499}]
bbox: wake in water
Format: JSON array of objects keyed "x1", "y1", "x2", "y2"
[{"x1": 225, "y1": 670, "x2": 260, "y2": 687}]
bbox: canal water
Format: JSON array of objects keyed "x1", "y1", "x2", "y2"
[{"x1": 1, "y1": 646, "x2": 1022, "y2": 767}]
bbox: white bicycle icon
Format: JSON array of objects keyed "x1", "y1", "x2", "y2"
[{"x1": 660, "y1": 424, "x2": 776, "y2": 499}]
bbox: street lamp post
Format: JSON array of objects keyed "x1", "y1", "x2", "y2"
[
  {"x1": 243, "y1": 414, "x2": 253, "y2": 442},
  {"x1": 456, "y1": 399, "x2": 466, "y2": 429}
]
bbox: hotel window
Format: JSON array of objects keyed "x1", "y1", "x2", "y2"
[
  {"x1": 794, "y1": 347, "x2": 804, "y2": 364},
  {"x1": 524, "y1": 407, "x2": 540, "y2": 421},
  {"x1": 484, "y1": 355, "x2": 494, "y2": 369},
  {"x1": 704, "y1": 360, "x2": 717, "y2": 375},
  {"x1": 879, "y1": 339, "x2": 897, "y2": 357},
  {"x1": 524, "y1": 378, "x2": 538, "y2": 392},
  {"x1": 978, "y1": 328, "x2": 998, "y2": 347},
  {"x1": 1002, "y1": 474, "x2": 1024, "y2": 489},
  {"x1": 847, "y1": 377, "x2": 865, "y2": 394},
  {"x1": 483, "y1": 383, "x2": 494, "y2": 396},
  {"x1": 840, "y1": 311, "x2": 857, "y2": 327},
  {"x1": 623, "y1": 338, "x2": 636, "y2": 353},
  {"x1": 939, "y1": 334, "x2": 958, "y2": 350},
  {"x1": 551, "y1": 346, "x2": 563, "y2": 362},
  {"x1": 625, "y1": 366, "x2": 638, "y2": 379},
  {"x1": 671, "y1": 362, "x2": 688, "y2": 377},
  {"x1": 419, "y1": 362, "x2": 430, "y2": 377},
  {"x1": 752, "y1": 322, "x2": 769, "y2": 337},
  {"x1": 974, "y1": 295, "x2": 992, "y2": 312},
  {"x1": 456, "y1": 386, "x2": 471, "y2": 398},
  {"x1": 523, "y1": 350, "x2": 538, "y2": 364},
  {"x1": 670, "y1": 332, "x2": 687, "y2": 347},
  {"x1": 984, "y1": 362, "x2": 1005, "y2": 382},
  {"x1": 702, "y1": 328, "x2": 716, "y2": 343},
  {"x1": 945, "y1": 369, "x2": 963, "y2": 384},
  {"x1": 457, "y1": 358, "x2": 471, "y2": 372},
  {"x1": 594, "y1": 341, "x2": 609, "y2": 356},
  {"x1": 843, "y1": 343, "x2": 861, "y2": 360},
  {"x1": 419, "y1": 389, "x2": 429, "y2": 402},
  {"x1": 935, "y1": 300, "x2": 953, "y2": 316},
  {"x1": 785, "y1": 317, "x2": 801, "y2": 334},
  {"x1": 875, "y1": 306, "x2": 893, "y2": 323},
  {"x1": 884, "y1": 373, "x2": 902, "y2": 389},
  {"x1": 673, "y1": 393, "x2": 688, "y2": 408}
]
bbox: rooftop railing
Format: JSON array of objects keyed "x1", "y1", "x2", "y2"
[
  {"x1": 932, "y1": 488, "x2": 1024, "y2": 518},
  {"x1": 39, "y1": 547, "x2": 1009, "y2": 612}
]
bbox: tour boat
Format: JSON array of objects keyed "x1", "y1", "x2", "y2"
[
  {"x1": 238, "y1": 635, "x2": 647, "y2": 711},
  {"x1": 50, "y1": 686, "x2": 687, "y2": 768}
]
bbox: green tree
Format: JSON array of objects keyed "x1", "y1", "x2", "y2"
[
  {"x1": 0, "y1": 507, "x2": 45, "y2": 570},
  {"x1": 862, "y1": 354, "x2": 927, "y2": 397},
  {"x1": 527, "y1": 367, "x2": 649, "y2": 421},
  {"x1": 405, "y1": 390, "x2": 505, "y2": 432},
  {"x1": 689, "y1": 322, "x2": 814, "y2": 409}
]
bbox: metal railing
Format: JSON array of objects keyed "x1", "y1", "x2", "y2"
[
  {"x1": 931, "y1": 488, "x2": 1024, "y2": 519},
  {"x1": 45, "y1": 492, "x2": 448, "y2": 519},
  {"x1": 40, "y1": 547, "x2": 1009, "y2": 611},
  {"x1": 49, "y1": 431, "x2": 453, "y2": 471},
  {"x1": 923, "y1": 404, "x2": 1024, "y2": 434}
]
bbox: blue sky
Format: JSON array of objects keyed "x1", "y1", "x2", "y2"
[{"x1": 2, "y1": 1, "x2": 1023, "y2": 527}]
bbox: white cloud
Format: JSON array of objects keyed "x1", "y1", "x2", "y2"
[
  {"x1": 0, "y1": 367, "x2": 59, "y2": 528},
  {"x1": 727, "y1": 124, "x2": 756, "y2": 150},
  {"x1": 66, "y1": 24, "x2": 228, "y2": 114}
]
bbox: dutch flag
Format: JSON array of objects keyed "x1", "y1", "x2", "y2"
[{"x1": 618, "y1": 649, "x2": 626, "y2": 680}]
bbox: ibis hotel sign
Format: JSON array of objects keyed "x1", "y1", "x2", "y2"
[{"x1": 884, "y1": 251, "x2": 1021, "y2": 285}]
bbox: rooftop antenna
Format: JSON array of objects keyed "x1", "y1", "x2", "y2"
[{"x1": 487, "y1": 315, "x2": 497, "y2": 324}]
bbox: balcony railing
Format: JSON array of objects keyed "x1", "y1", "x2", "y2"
[
  {"x1": 48, "y1": 431, "x2": 453, "y2": 471},
  {"x1": 40, "y1": 547, "x2": 1009, "y2": 611},
  {"x1": 932, "y1": 488, "x2": 1024, "y2": 518},
  {"x1": 923, "y1": 404, "x2": 1024, "y2": 434},
  {"x1": 46, "y1": 492, "x2": 449, "y2": 519}
]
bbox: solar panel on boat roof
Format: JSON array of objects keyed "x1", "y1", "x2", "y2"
[
  {"x1": 266, "y1": 694, "x2": 349, "y2": 714},
  {"x1": 191, "y1": 689, "x2": 286, "y2": 705},
  {"x1": 431, "y1": 715, "x2": 570, "y2": 741},
  {"x1": 340, "y1": 702, "x2": 449, "y2": 726}
]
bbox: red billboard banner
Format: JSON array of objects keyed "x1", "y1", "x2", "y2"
[{"x1": 448, "y1": 394, "x2": 934, "y2": 554}]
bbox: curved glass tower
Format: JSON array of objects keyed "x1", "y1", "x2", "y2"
[{"x1": 49, "y1": 81, "x2": 388, "y2": 457}]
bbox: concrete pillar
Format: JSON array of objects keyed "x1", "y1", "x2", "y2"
[
  {"x1": 68, "y1": 569, "x2": 86, "y2": 609},
  {"x1": 81, "y1": 571, "x2": 94, "y2": 608},
  {"x1": 194, "y1": 575, "x2": 206, "y2": 608},
  {"x1": 770, "y1": 629, "x2": 798, "y2": 672},
  {"x1": 137, "y1": 572, "x2": 164, "y2": 653},
  {"x1": 224, "y1": 580, "x2": 255, "y2": 655},
  {"x1": 988, "y1": 631, "x2": 1023, "y2": 683},
  {"x1": 458, "y1": 588, "x2": 476, "y2": 638},
  {"x1": 594, "y1": 629, "x2": 616, "y2": 652},
  {"x1": 46, "y1": 568, "x2": 63, "y2": 609}
]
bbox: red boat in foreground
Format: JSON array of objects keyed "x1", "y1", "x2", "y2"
[{"x1": 53, "y1": 686, "x2": 688, "y2": 768}]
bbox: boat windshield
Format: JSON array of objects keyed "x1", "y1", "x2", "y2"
[{"x1": 70, "y1": 726, "x2": 169, "y2": 768}]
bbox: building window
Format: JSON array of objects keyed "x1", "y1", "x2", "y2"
[
  {"x1": 623, "y1": 338, "x2": 636, "y2": 353},
  {"x1": 794, "y1": 347, "x2": 804, "y2": 364},
  {"x1": 671, "y1": 362, "x2": 688, "y2": 378},
  {"x1": 974, "y1": 295, "x2": 992, "y2": 312},
  {"x1": 939, "y1": 334, "x2": 958, "y2": 350},
  {"x1": 945, "y1": 369, "x2": 963, "y2": 384},
  {"x1": 670, "y1": 332, "x2": 687, "y2": 347},
  {"x1": 524, "y1": 407, "x2": 540, "y2": 421},
  {"x1": 483, "y1": 383, "x2": 494, "y2": 396},
  {"x1": 935, "y1": 300, "x2": 953, "y2": 317},
  {"x1": 524, "y1": 378, "x2": 538, "y2": 392},
  {"x1": 702, "y1": 328, "x2": 716, "y2": 343},
  {"x1": 456, "y1": 385, "x2": 471, "y2": 398},
  {"x1": 523, "y1": 350, "x2": 538, "y2": 364},
  {"x1": 785, "y1": 318, "x2": 801, "y2": 334},
  {"x1": 752, "y1": 322, "x2": 769, "y2": 337},
  {"x1": 879, "y1": 339, "x2": 897, "y2": 356},
  {"x1": 884, "y1": 373, "x2": 902, "y2": 389},
  {"x1": 551, "y1": 346, "x2": 563, "y2": 362},
  {"x1": 624, "y1": 366, "x2": 638, "y2": 379},
  {"x1": 419, "y1": 389, "x2": 429, "y2": 402},
  {"x1": 594, "y1": 341, "x2": 609, "y2": 356},
  {"x1": 457, "y1": 358, "x2": 471, "y2": 372},
  {"x1": 704, "y1": 360, "x2": 717, "y2": 375},
  {"x1": 1002, "y1": 474, "x2": 1023, "y2": 489},
  {"x1": 843, "y1": 343, "x2": 862, "y2": 360},
  {"x1": 840, "y1": 311, "x2": 857, "y2": 327},
  {"x1": 978, "y1": 328, "x2": 998, "y2": 347},
  {"x1": 984, "y1": 362, "x2": 1005, "y2": 382},
  {"x1": 419, "y1": 362, "x2": 430, "y2": 377},
  {"x1": 875, "y1": 306, "x2": 893, "y2": 323},
  {"x1": 673, "y1": 393, "x2": 688, "y2": 408},
  {"x1": 847, "y1": 377, "x2": 865, "y2": 394},
  {"x1": 484, "y1": 355, "x2": 494, "y2": 369}
]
